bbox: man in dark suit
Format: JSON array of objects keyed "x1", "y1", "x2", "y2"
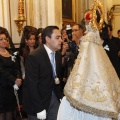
[{"x1": 23, "y1": 26, "x2": 63, "y2": 120}]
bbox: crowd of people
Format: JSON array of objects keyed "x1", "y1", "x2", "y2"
[{"x1": 1, "y1": 1, "x2": 120, "y2": 120}]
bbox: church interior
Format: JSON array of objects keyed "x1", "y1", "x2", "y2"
[
  {"x1": 0, "y1": 0, "x2": 120, "y2": 47},
  {"x1": 0, "y1": 0, "x2": 120, "y2": 120}
]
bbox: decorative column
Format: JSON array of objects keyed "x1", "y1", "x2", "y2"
[{"x1": 14, "y1": 0, "x2": 26, "y2": 36}]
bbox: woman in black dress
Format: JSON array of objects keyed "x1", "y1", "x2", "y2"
[{"x1": 0, "y1": 27, "x2": 22, "y2": 120}]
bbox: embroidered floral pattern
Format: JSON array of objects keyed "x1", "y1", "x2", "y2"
[{"x1": 81, "y1": 31, "x2": 103, "y2": 45}]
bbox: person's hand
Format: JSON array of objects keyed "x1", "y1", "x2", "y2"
[
  {"x1": 13, "y1": 84, "x2": 19, "y2": 90},
  {"x1": 62, "y1": 32, "x2": 69, "y2": 42},
  {"x1": 61, "y1": 42, "x2": 69, "y2": 55},
  {"x1": 37, "y1": 109, "x2": 46, "y2": 120},
  {"x1": 15, "y1": 78, "x2": 22, "y2": 87}
]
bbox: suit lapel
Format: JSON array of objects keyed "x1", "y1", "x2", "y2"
[{"x1": 41, "y1": 46, "x2": 52, "y2": 71}]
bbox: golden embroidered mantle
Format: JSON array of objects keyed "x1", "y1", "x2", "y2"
[{"x1": 64, "y1": 31, "x2": 120, "y2": 119}]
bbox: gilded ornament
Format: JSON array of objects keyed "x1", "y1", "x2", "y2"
[{"x1": 85, "y1": 0, "x2": 105, "y2": 32}]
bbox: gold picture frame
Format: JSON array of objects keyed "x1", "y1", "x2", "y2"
[{"x1": 62, "y1": 0, "x2": 75, "y2": 25}]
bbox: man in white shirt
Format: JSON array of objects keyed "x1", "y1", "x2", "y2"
[{"x1": 23, "y1": 26, "x2": 63, "y2": 120}]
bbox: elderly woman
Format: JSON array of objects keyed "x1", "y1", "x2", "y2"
[{"x1": 0, "y1": 27, "x2": 22, "y2": 120}]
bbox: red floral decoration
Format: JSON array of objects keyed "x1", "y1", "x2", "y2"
[{"x1": 85, "y1": 12, "x2": 91, "y2": 21}]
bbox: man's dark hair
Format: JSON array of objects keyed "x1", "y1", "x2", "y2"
[
  {"x1": 108, "y1": 25, "x2": 113, "y2": 31},
  {"x1": 117, "y1": 29, "x2": 120, "y2": 34},
  {"x1": 42, "y1": 26, "x2": 59, "y2": 44}
]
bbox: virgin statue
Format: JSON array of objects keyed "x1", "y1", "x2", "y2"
[{"x1": 57, "y1": 0, "x2": 120, "y2": 120}]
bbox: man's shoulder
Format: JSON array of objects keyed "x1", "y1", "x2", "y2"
[
  {"x1": 31, "y1": 46, "x2": 44, "y2": 55},
  {"x1": 26, "y1": 46, "x2": 46, "y2": 64}
]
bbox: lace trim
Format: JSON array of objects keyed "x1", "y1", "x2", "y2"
[
  {"x1": 64, "y1": 90, "x2": 118, "y2": 119},
  {"x1": 81, "y1": 35, "x2": 103, "y2": 45}
]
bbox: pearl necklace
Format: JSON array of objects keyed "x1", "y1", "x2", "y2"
[{"x1": 0, "y1": 49, "x2": 8, "y2": 54}]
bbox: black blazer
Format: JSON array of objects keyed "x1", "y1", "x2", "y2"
[{"x1": 23, "y1": 45, "x2": 62, "y2": 115}]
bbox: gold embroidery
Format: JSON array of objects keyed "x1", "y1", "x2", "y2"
[
  {"x1": 91, "y1": 86, "x2": 101, "y2": 95},
  {"x1": 85, "y1": 86, "x2": 107, "y2": 102},
  {"x1": 81, "y1": 32, "x2": 103, "y2": 45},
  {"x1": 85, "y1": 91, "x2": 107, "y2": 102}
]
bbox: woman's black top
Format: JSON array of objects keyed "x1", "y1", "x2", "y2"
[{"x1": 0, "y1": 52, "x2": 20, "y2": 112}]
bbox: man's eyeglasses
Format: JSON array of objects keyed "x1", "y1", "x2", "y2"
[{"x1": 0, "y1": 38, "x2": 8, "y2": 41}]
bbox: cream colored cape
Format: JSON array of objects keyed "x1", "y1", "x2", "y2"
[{"x1": 64, "y1": 31, "x2": 120, "y2": 119}]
